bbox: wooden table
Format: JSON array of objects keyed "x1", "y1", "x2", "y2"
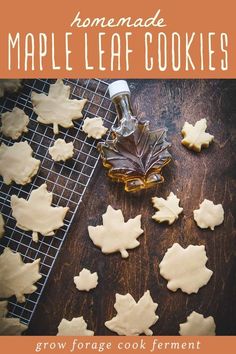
[{"x1": 28, "y1": 79, "x2": 236, "y2": 335}]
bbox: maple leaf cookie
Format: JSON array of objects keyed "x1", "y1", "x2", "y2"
[
  {"x1": 0, "y1": 79, "x2": 22, "y2": 98},
  {"x1": 181, "y1": 118, "x2": 214, "y2": 152},
  {"x1": 179, "y1": 311, "x2": 216, "y2": 336},
  {"x1": 88, "y1": 205, "x2": 143, "y2": 258},
  {"x1": 0, "y1": 141, "x2": 40, "y2": 185},
  {"x1": 82, "y1": 117, "x2": 108, "y2": 139},
  {"x1": 0, "y1": 301, "x2": 28, "y2": 335},
  {"x1": 152, "y1": 192, "x2": 183, "y2": 225},
  {"x1": 57, "y1": 317, "x2": 94, "y2": 336},
  {"x1": 105, "y1": 291, "x2": 158, "y2": 336},
  {"x1": 31, "y1": 79, "x2": 87, "y2": 134},
  {"x1": 74, "y1": 268, "x2": 98, "y2": 291},
  {"x1": 11, "y1": 184, "x2": 69, "y2": 242},
  {"x1": 49, "y1": 139, "x2": 74, "y2": 161},
  {"x1": 0, "y1": 248, "x2": 41, "y2": 303},
  {"x1": 159, "y1": 243, "x2": 213, "y2": 294},
  {"x1": 0, "y1": 107, "x2": 29, "y2": 140},
  {"x1": 193, "y1": 199, "x2": 224, "y2": 230}
]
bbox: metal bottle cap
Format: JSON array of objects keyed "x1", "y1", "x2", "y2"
[{"x1": 108, "y1": 80, "x2": 130, "y2": 99}]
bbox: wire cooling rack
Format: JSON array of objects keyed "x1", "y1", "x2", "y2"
[{"x1": 0, "y1": 79, "x2": 117, "y2": 326}]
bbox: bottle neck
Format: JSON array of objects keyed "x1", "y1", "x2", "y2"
[{"x1": 113, "y1": 94, "x2": 134, "y2": 121}]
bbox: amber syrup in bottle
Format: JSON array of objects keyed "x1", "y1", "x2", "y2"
[{"x1": 98, "y1": 80, "x2": 171, "y2": 192}]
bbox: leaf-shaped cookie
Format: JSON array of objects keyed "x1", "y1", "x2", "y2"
[
  {"x1": 0, "y1": 79, "x2": 22, "y2": 98},
  {"x1": 152, "y1": 192, "x2": 183, "y2": 225},
  {"x1": 98, "y1": 121, "x2": 171, "y2": 192},
  {"x1": 31, "y1": 79, "x2": 87, "y2": 134},
  {"x1": 11, "y1": 184, "x2": 69, "y2": 242},
  {"x1": 0, "y1": 141, "x2": 40, "y2": 185},
  {"x1": 159, "y1": 243, "x2": 213, "y2": 294},
  {"x1": 0, "y1": 213, "x2": 4, "y2": 238},
  {"x1": 0, "y1": 301, "x2": 28, "y2": 335},
  {"x1": 105, "y1": 291, "x2": 158, "y2": 336},
  {"x1": 0, "y1": 107, "x2": 29, "y2": 140},
  {"x1": 181, "y1": 118, "x2": 214, "y2": 152},
  {"x1": 82, "y1": 117, "x2": 108, "y2": 139},
  {"x1": 57, "y1": 317, "x2": 94, "y2": 336},
  {"x1": 88, "y1": 205, "x2": 143, "y2": 258},
  {"x1": 74, "y1": 268, "x2": 98, "y2": 292},
  {"x1": 179, "y1": 311, "x2": 216, "y2": 336},
  {"x1": 193, "y1": 199, "x2": 224, "y2": 230},
  {"x1": 49, "y1": 139, "x2": 74, "y2": 161},
  {"x1": 0, "y1": 248, "x2": 41, "y2": 303}
]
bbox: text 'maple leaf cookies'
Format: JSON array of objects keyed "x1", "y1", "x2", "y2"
[
  {"x1": 159, "y1": 243, "x2": 213, "y2": 294},
  {"x1": 11, "y1": 183, "x2": 69, "y2": 242},
  {"x1": 181, "y1": 118, "x2": 214, "y2": 152},
  {"x1": 0, "y1": 107, "x2": 29, "y2": 140},
  {"x1": 0, "y1": 141, "x2": 40, "y2": 185},
  {"x1": 179, "y1": 311, "x2": 216, "y2": 336},
  {"x1": 49, "y1": 138, "x2": 74, "y2": 162},
  {"x1": 57, "y1": 317, "x2": 94, "y2": 336},
  {"x1": 194, "y1": 199, "x2": 224, "y2": 230},
  {"x1": 152, "y1": 192, "x2": 183, "y2": 225},
  {"x1": 88, "y1": 205, "x2": 143, "y2": 258},
  {"x1": 82, "y1": 117, "x2": 108, "y2": 139},
  {"x1": 0, "y1": 213, "x2": 4, "y2": 238},
  {"x1": 31, "y1": 79, "x2": 87, "y2": 134},
  {"x1": 0, "y1": 301, "x2": 28, "y2": 335},
  {"x1": 0, "y1": 248, "x2": 41, "y2": 303},
  {"x1": 74, "y1": 268, "x2": 98, "y2": 292},
  {"x1": 105, "y1": 291, "x2": 158, "y2": 336}
]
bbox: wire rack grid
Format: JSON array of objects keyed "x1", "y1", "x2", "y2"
[{"x1": 0, "y1": 78, "x2": 117, "y2": 326}]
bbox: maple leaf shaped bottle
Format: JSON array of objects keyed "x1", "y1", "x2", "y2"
[{"x1": 98, "y1": 80, "x2": 171, "y2": 192}]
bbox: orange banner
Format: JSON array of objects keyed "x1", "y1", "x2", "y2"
[
  {"x1": 0, "y1": 336, "x2": 236, "y2": 354},
  {"x1": 0, "y1": 0, "x2": 235, "y2": 78}
]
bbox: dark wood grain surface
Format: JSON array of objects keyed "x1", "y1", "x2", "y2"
[{"x1": 28, "y1": 79, "x2": 236, "y2": 335}]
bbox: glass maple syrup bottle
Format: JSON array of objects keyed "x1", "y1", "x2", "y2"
[{"x1": 98, "y1": 80, "x2": 171, "y2": 192}]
